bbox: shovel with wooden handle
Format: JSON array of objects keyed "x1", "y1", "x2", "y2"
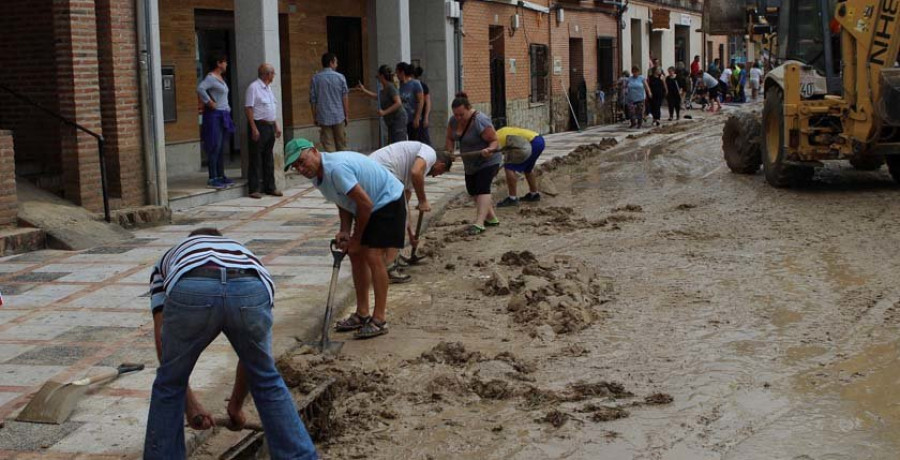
[
  {"x1": 399, "y1": 210, "x2": 427, "y2": 265},
  {"x1": 17, "y1": 363, "x2": 145, "y2": 424}
]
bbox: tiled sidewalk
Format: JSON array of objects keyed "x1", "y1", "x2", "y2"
[{"x1": 0, "y1": 121, "x2": 651, "y2": 457}]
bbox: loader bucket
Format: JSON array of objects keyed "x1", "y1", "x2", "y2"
[{"x1": 703, "y1": 0, "x2": 748, "y2": 35}]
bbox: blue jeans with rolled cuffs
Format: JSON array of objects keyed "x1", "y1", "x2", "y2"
[{"x1": 144, "y1": 274, "x2": 317, "y2": 459}]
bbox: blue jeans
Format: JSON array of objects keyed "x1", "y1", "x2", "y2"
[
  {"x1": 144, "y1": 275, "x2": 317, "y2": 459},
  {"x1": 201, "y1": 109, "x2": 233, "y2": 180}
]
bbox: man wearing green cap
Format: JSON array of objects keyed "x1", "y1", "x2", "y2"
[{"x1": 284, "y1": 139, "x2": 404, "y2": 339}]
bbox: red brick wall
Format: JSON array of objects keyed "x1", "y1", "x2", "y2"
[
  {"x1": 0, "y1": 0, "x2": 63, "y2": 187},
  {"x1": 462, "y1": 1, "x2": 551, "y2": 105},
  {"x1": 549, "y1": 9, "x2": 618, "y2": 94},
  {"x1": 0, "y1": 131, "x2": 16, "y2": 226},
  {"x1": 54, "y1": 0, "x2": 105, "y2": 212},
  {"x1": 95, "y1": 0, "x2": 146, "y2": 206}
]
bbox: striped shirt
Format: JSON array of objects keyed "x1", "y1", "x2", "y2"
[{"x1": 149, "y1": 236, "x2": 274, "y2": 313}]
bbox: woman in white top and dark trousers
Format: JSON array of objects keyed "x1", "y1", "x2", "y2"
[{"x1": 197, "y1": 55, "x2": 236, "y2": 190}]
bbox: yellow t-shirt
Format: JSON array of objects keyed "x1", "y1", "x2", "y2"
[{"x1": 497, "y1": 127, "x2": 538, "y2": 147}]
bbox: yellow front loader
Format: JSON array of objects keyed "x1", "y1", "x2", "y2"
[{"x1": 712, "y1": 0, "x2": 900, "y2": 187}]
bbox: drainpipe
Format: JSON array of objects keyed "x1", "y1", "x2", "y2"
[
  {"x1": 136, "y1": 0, "x2": 165, "y2": 206},
  {"x1": 548, "y1": 4, "x2": 554, "y2": 133},
  {"x1": 455, "y1": 1, "x2": 465, "y2": 93}
]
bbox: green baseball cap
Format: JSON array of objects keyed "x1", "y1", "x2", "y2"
[{"x1": 284, "y1": 138, "x2": 315, "y2": 171}]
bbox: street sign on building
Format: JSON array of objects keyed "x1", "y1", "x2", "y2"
[{"x1": 652, "y1": 9, "x2": 670, "y2": 30}]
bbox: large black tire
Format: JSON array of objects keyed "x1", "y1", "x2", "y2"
[
  {"x1": 761, "y1": 87, "x2": 815, "y2": 187},
  {"x1": 723, "y1": 112, "x2": 762, "y2": 174},
  {"x1": 886, "y1": 156, "x2": 900, "y2": 183},
  {"x1": 849, "y1": 155, "x2": 884, "y2": 171}
]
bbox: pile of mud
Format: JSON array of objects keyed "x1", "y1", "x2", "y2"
[
  {"x1": 515, "y1": 206, "x2": 644, "y2": 235},
  {"x1": 483, "y1": 251, "x2": 615, "y2": 336},
  {"x1": 538, "y1": 139, "x2": 618, "y2": 173}
]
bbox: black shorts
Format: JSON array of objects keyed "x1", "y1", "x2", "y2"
[
  {"x1": 708, "y1": 84, "x2": 719, "y2": 100},
  {"x1": 361, "y1": 196, "x2": 406, "y2": 249},
  {"x1": 465, "y1": 164, "x2": 500, "y2": 196}
]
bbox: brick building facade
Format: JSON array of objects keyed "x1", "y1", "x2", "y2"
[
  {"x1": 0, "y1": 0, "x2": 145, "y2": 214},
  {"x1": 460, "y1": 0, "x2": 619, "y2": 134}
]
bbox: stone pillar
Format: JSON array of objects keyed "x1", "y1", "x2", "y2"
[
  {"x1": 0, "y1": 131, "x2": 17, "y2": 226},
  {"x1": 409, "y1": 0, "x2": 455, "y2": 142},
  {"x1": 53, "y1": 0, "x2": 104, "y2": 211},
  {"x1": 376, "y1": 0, "x2": 411, "y2": 66},
  {"x1": 235, "y1": 0, "x2": 285, "y2": 192}
]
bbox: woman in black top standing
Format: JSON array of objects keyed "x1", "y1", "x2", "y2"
[
  {"x1": 648, "y1": 67, "x2": 667, "y2": 126},
  {"x1": 665, "y1": 67, "x2": 682, "y2": 121}
]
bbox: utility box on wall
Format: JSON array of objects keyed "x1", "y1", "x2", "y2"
[{"x1": 162, "y1": 66, "x2": 177, "y2": 123}]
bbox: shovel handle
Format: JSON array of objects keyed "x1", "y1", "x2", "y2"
[
  {"x1": 117, "y1": 363, "x2": 145, "y2": 375},
  {"x1": 205, "y1": 416, "x2": 264, "y2": 432},
  {"x1": 330, "y1": 239, "x2": 346, "y2": 267},
  {"x1": 71, "y1": 363, "x2": 145, "y2": 386}
]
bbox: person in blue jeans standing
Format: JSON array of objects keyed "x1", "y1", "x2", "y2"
[
  {"x1": 197, "y1": 55, "x2": 236, "y2": 190},
  {"x1": 144, "y1": 228, "x2": 317, "y2": 459}
]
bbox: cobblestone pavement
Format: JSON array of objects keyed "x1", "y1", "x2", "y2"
[{"x1": 0, "y1": 121, "x2": 653, "y2": 457}]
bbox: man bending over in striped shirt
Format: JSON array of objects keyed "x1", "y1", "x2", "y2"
[{"x1": 143, "y1": 228, "x2": 317, "y2": 460}]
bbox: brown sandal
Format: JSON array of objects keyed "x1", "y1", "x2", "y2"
[
  {"x1": 335, "y1": 313, "x2": 370, "y2": 332},
  {"x1": 354, "y1": 318, "x2": 388, "y2": 339}
]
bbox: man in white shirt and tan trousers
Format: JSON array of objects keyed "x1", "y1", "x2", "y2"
[{"x1": 244, "y1": 63, "x2": 283, "y2": 199}]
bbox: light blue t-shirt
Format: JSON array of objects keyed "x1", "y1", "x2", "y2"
[
  {"x1": 314, "y1": 152, "x2": 404, "y2": 215},
  {"x1": 626, "y1": 75, "x2": 647, "y2": 103}
]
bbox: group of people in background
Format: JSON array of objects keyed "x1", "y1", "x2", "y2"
[
  {"x1": 618, "y1": 56, "x2": 692, "y2": 129},
  {"x1": 617, "y1": 54, "x2": 767, "y2": 126}
]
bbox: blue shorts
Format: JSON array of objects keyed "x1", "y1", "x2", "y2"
[{"x1": 504, "y1": 135, "x2": 545, "y2": 173}]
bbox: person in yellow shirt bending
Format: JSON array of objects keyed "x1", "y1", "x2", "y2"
[{"x1": 496, "y1": 126, "x2": 546, "y2": 207}]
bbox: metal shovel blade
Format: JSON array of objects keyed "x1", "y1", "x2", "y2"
[
  {"x1": 15, "y1": 378, "x2": 84, "y2": 424},
  {"x1": 302, "y1": 337, "x2": 344, "y2": 356},
  {"x1": 303, "y1": 240, "x2": 345, "y2": 356},
  {"x1": 16, "y1": 363, "x2": 144, "y2": 424}
]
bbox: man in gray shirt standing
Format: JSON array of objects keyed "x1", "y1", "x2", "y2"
[{"x1": 310, "y1": 53, "x2": 350, "y2": 152}]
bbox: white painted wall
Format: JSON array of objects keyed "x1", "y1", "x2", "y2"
[
  {"x1": 621, "y1": 4, "x2": 702, "y2": 73},
  {"x1": 409, "y1": 0, "x2": 456, "y2": 145}
]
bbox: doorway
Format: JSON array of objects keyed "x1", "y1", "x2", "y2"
[
  {"x1": 650, "y1": 30, "x2": 662, "y2": 68},
  {"x1": 597, "y1": 37, "x2": 615, "y2": 92},
  {"x1": 194, "y1": 10, "x2": 240, "y2": 170},
  {"x1": 489, "y1": 25, "x2": 506, "y2": 129},
  {"x1": 674, "y1": 25, "x2": 690, "y2": 65},
  {"x1": 568, "y1": 38, "x2": 586, "y2": 130},
  {"x1": 630, "y1": 19, "x2": 643, "y2": 72}
]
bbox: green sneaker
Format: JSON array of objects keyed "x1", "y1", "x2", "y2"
[{"x1": 485, "y1": 217, "x2": 500, "y2": 227}]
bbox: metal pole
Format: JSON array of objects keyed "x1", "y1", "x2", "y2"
[{"x1": 97, "y1": 138, "x2": 111, "y2": 223}]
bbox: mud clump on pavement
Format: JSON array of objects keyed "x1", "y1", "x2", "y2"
[
  {"x1": 502, "y1": 255, "x2": 611, "y2": 335},
  {"x1": 483, "y1": 268, "x2": 511, "y2": 296},
  {"x1": 418, "y1": 341, "x2": 483, "y2": 366},
  {"x1": 568, "y1": 381, "x2": 634, "y2": 400},
  {"x1": 612, "y1": 204, "x2": 643, "y2": 213},
  {"x1": 644, "y1": 392, "x2": 674, "y2": 405},
  {"x1": 580, "y1": 404, "x2": 631, "y2": 422},
  {"x1": 470, "y1": 378, "x2": 513, "y2": 400},
  {"x1": 518, "y1": 206, "x2": 611, "y2": 233},
  {"x1": 539, "y1": 409, "x2": 570, "y2": 428},
  {"x1": 540, "y1": 139, "x2": 618, "y2": 173},
  {"x1": 500, "y1": 250, "x2": 538, "y2": 267}
]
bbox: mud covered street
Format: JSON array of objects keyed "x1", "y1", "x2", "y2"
[{"x1": 272, "y1": 112, "x2": 900, "y2": 459}]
